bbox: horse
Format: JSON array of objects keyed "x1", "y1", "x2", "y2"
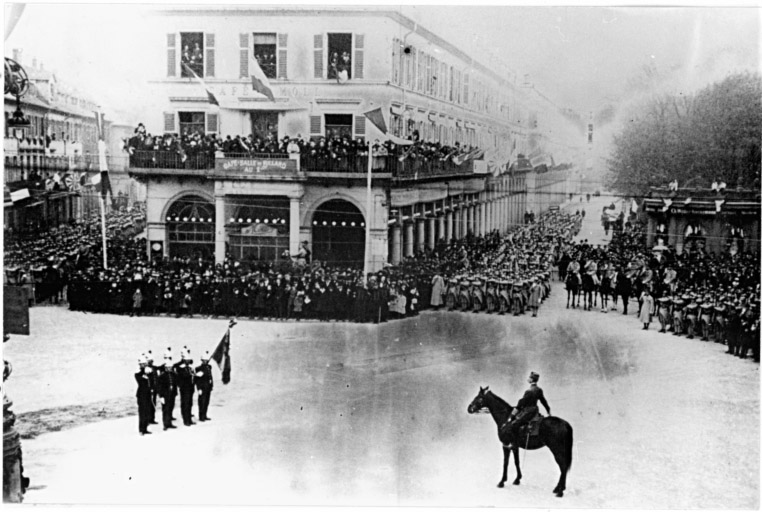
[
  {"x1": 564, "y1": 272, "x2": 580, "y2": 309},
  {"x1": 467, "y1": 387, "x2": 573, "y2": 497},
  {"x1": 580, "y1": 273, "x2": 597, "y2": 311}
]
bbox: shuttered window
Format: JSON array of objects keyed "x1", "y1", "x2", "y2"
[
  {"x1": 206, "y1": 113, "x2": 218, "y2": 133},
  {"x1": 239, "y1": 33, "x2": 249, "y2": 78},
  {"x1": 167, "y1": 34, "x2": 176, "y2": 77},
  {"x1": 354, "y1": 116, "x2": 366, "y2": 137},
  {"x1": 313, "y1": 34, "x2": 324, "y2": 79},
  {"x1": 463, "y1": 73, "x2": 469, "y2": 105},
  {"x1": 277, "y1": 33, "x2": 288, "y2": 79},
  {"x1": 309, "y1": 115, "x2": 322, "y2": 138},
  {"x1": 205, "y1": 33, "x2": 215, "y2": 77},
  {"x1": 353, "y1": 34, "x2": 364, "y2": 79},
  {"x1": 163, "y1": 112, "x2": 176, "y2": 133}
]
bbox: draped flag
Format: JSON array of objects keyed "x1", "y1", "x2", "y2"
[
  {"x1": 362, "y1": 107, "x2": 413, "y2": 147},
  {"x1": 93, "y1": 111, "x2": 113, "y2": 202},
  {"x1": 182, "y1": 63, "x2": 219, "y2": 106},
  {"x1": 250, "y1": 54, "x2": 275, "y2": 102},
  {"x1": 211, "y1": 319, "x2": 236, "y2": 384}
]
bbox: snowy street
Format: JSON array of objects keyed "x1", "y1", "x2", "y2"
[{"x1": 4, "y1": 195, "x2": 759, "y2": 508}]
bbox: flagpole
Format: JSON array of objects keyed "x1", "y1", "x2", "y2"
[
  {"x1": 99, "y1": 194, "x2": 108, "y2": 269},
  {"x1": 364, "y1": 139, "x2": 373, "y2": 277}
]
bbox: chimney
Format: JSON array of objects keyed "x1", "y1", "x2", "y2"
[
  {"x1": 32, "y1": 58, "x2": 37, "y2": 69},
  {"x1": 13, "y1": 48, "x2": 22, "y2": 64}
]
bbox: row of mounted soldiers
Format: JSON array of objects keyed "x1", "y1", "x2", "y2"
[
  {"x1": 654, "y1": 293, "x2": 760, "y2": 360},
  {"x1": 439, "y1": 272, "x2": 552, "y2": 316}
]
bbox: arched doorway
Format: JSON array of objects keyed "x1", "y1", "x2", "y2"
[
  {"x1": 312, "y1": 199, "x2": 365, "y2": 267},
  {"x1": 683, "y1": 222, "x2": 706, "y2": 254},
  {"x1": 165, "y1": 195, "x2": 215, "y2": 259}
]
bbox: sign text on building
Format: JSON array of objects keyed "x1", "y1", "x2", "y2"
[{"x1": 217, "y1": 158, "x2": 298, "y2": 176}]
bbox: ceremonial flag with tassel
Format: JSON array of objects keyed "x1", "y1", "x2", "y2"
[
  {"x1": 250, "y1": 54, "x2": 276, "y2": 102},
  {"x1": 211, "y1": 319, "x2": 236, "y2": 384}
]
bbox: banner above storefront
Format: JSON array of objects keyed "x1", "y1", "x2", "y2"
[{"x1": 216, "y1": 157, "x2": 299, "y2": 176}]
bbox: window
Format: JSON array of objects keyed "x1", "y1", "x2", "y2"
[
  {"x1": 324, "y1": 114, "x2": 353, "y2": 140},
  {"x1": 178, "y1": 112, "x2": 206, "y2": 137},
  {"x1": 253, "y1": 33, "x2": 277, "y2": 79},
  {"x1": 327, "y1": 33, "x2": 352, "y2": 80},
  {"x1": 392, "y1": 38, "x2": 400, "y2": 85},
  {"x1": 180, "y1": 32, "x2": 204, "y2": 77}
]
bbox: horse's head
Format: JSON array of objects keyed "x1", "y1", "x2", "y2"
[{"x1": 467, "y1": 386, "x2": 491, "y2": 414}]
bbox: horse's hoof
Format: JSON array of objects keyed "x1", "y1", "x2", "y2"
[
  {"x1": 512, "y1": 479, "x2": 521, "y2": 486},
  {"x1": 555, "y1": 491, "x2": 564, "y2": 498},
  {"x1": 497, "y1": 482, "x2": 505, "y2": 488}
]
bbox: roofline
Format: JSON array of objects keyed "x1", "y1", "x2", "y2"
[{"x1": 155, "y1": 8, "x2": 519, "y2": 92}]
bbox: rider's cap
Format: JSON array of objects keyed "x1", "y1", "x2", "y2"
[{"x1": 529, "y1": 372, "x2": 540, "y2": 383}]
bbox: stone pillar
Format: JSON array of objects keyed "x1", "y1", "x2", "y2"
[
  {"x1": 446, "y1": 211, "x2": 453, "y2": 243},
  {"x1": 427, "y1": 217, "x2": 436, "y2": 250},
  {"x1": 438, "y1": 214, "x2": 446, "y2": 245},
  {"x1": 646, "y1": 216, "x2": 656, "y2": 248},
  {"x1": 289, "y1": 197, "x2": 301, "y2": 257},
  {"x1": 391, "y1": 224, "x2": 402, "y2": 264},
  {"x1": 404, "y1": 221, "x2": 414, "y2": 257},
  {"x1": 416, "y1": 218, "x2": 426, "y2": 253},
  {"x1": 214, "y1": 195, "x2": 226, "y2": 264}
]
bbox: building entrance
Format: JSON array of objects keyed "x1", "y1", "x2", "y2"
[{"x1": 312, "y1": 199, "x2": 365, "y2": 268}]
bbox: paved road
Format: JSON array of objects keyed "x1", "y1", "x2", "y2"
[{"x1": 5, "y1": 194, "x2": 758, "y2": 508}]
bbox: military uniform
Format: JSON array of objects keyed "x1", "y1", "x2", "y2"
[
  {"x1": 685, "y1": 298, "x2": 699, "y2": 339},
  {"x1": 672, "y1": 297, "x2": 686, "y2": 336},
  {"x1": 509, "y1": 372, "x2": 551, "y2": 443},
  {"x1": 174, "y1": 349, "x2": 196, "y2": 426},
  {"x1": 657, "y1": 297, "x2": 671, "y2": 333},
  {"x1": 195, "y1": 352, "x2": 214, "y2": 422},
  {"x1": 157, "y1": 353, "x2": 178, "y2": 430},
  {"x1": 134, "y1": 356, "x2": 153, "y2": 435}
]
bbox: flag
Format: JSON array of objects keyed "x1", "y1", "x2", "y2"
[
  {"x1": 181, "y1": 63, "x2": 219, "y2": 106},
  {"x1": 364, "y1": 107, "x2": 387, "y2": 134},
  {"x1": 249, "y1": 55, "x2": 275, "y2": 102},
  {"x1": 93, "y1": 111, "x2": 106, "y2": 141},
  {"x1": 211, "y1": 320, "x2": 236, "y2": 384}
]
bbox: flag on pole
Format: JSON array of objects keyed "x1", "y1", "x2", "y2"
[
  {"x1": 211, "y1": 319, "x2": 236, "y2": 384},
  {"x1": 182, "y1": 63, "x2": 219, "y2": 105},
  {"x1": 249, "y1": 54, "x2": 276, "y2": 102},
  {"x1": 362, "y1": 107, "x2": 413, "y2": 147}
]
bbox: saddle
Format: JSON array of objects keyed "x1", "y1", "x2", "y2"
[{"x1": 520, "y1": 413, "x2": 543, "y2": 438}]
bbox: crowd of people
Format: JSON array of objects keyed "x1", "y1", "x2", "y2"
[
  {"x1": 125, "y1": 122, "x2": 484, "y2": 175},
  {"x1": 63, "y1": 209, "x2": 582, "y2": 324},
  {"x1": 3, "y1": 204, "x2": 146, "y2": 304},
  {"x1": 557, "y1": 212, "x2": 760, "y2": 361}
]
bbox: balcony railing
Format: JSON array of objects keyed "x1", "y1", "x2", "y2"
[{"x1": 126, "y1": 149, "x2": 478, "y2": 179}]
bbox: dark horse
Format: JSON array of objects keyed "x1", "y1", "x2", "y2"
[
  {"x1": 467, "y1": 386, "x2": 573, "y2": 497},
  {"x1": 564, "y1": 272, "x2": 580, "y2": 309}
]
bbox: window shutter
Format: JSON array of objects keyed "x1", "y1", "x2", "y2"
[
  {"x1": 354, "y1": 116, "x2": 366, "y2": 137},
  {"x1": 313, "y1": 34, "x2": 324, "y2": 79},
  {"x1": 163, "y1": 112, "x2": 175, "y2": 133},
  {"x1": 309, "y1": 115, "x2": 322, "y2": 137},
  {"x1": 277, "y1": 33, "x2": 288, "y2": 79},
  {"x1": 205, "y1": 33, "x2": 215, "y2": 78},
  {"x1": 167, "y1": 34, "x2": 176, "y2": 77},
  {"x1": 206, "y1": 113, "x2": 218, "y2": 133},
  {"x1": 464, "y1": 73, "x2": 469, "y2": 105},
  {"x1": 354, "y1": 34, "x2": 364, "y2": 79},
  {"x1": 239, "y1": 33, "x2": 249, "y2": 78}
]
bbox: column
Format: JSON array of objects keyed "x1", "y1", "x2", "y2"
[
  {"x1": 391, "y1": 224, "x2": 402, "y2": 264},
  {"x1": 214, "y1": 195, "x2": 226, "y2": 264},
  {"x1": 404, "y1": 221, "x2": 414, "y2": 257},
  {"x1": 468, "y1": 205, "x2": 475, "y2": 236},
  {"x1": 416, "y1": 218, "x2": 426, "y2": 253},
  {"x1": 427, "y1": 217, "x2": 436, "y2": 250},
  {"x1": 438, "y1": 214, "x2": 446, "y2": 245},
  {"x1": 479, "y1": 202, "x2": 486, "y2": 235},
  {"x1": 446, "y1": 211, "x2": 453, "y2": 243},
  {"x1": 289, "y1": 197, "x2": 301, "y2": 257}
]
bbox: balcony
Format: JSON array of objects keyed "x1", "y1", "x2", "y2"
[{"x1": 127, "y1": 149, "x2": 477, "y2": 181}]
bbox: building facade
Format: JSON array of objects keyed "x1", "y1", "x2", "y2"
[
  {"x1": 134, "y1": 7, "x2": 582, "y2": 270},
  {"x1": 642, "y1": 187, "x2": 761, "y2": 255}
]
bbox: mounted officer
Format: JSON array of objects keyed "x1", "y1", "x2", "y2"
[{"x1": 507, "y1": 372, "x2": 551, "y2": 444}]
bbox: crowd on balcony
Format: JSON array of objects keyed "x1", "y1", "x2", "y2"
[
  {"x1": 126, "y1": 122, "x2": 483, "y2": 176},
  {"x1": 556, "y1": 213, "x2": 760, "y2": 361}
]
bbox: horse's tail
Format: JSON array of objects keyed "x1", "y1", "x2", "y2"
[{"x1": 565, "y1": 424, "x2": 573, "y2": 472}]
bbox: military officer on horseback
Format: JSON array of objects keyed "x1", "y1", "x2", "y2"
[{"x1": 508, "y1": 372, "x2": 551, "y2": 444}]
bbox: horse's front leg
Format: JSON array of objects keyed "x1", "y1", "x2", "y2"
[
  {"x1": 498, "y1": 446, "x2": 510, "y2": 488},
  {"x1": 512, "y1": 445, "x2": 522, "y2": 485}
]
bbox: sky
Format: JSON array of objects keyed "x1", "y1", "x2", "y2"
[{"x1": 4, "y1": 2, "x2": 761, "y2": 125}]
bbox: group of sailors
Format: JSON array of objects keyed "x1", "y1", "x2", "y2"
[{"x1": 135, "y1": 346, "x2": 214, "y2": 435}]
